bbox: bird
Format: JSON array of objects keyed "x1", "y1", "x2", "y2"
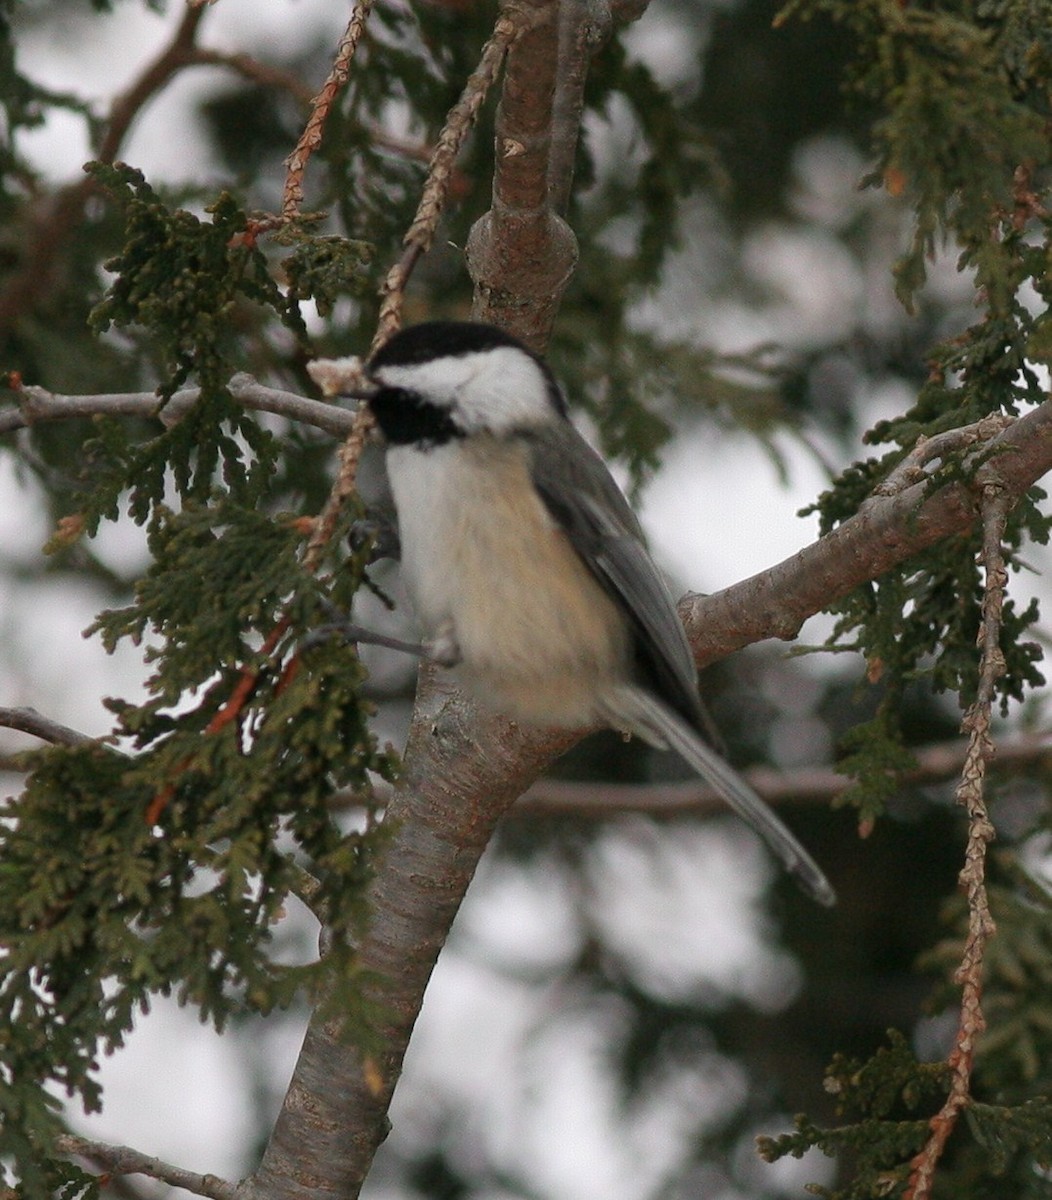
[{"x1": 348, "y1": 319, "x2": 835, "y2": 907}]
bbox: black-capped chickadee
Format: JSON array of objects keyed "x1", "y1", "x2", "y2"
[{"x1": 352, "y1": 320, "x2": 835, "y2": 907}]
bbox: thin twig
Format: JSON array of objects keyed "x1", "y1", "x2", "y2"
[
  {"x1": 0, "y1": 707, "x2": 94, "y2": 747},
  {"x1": 187, "y1": 46, "x2": 316, "y2": 105},
  {"x1": 1, "y1": 376, "x2": 357, "y2": 438},
  {"x1": 865, "y1": 413, "x2": 1014, "y2": 503},
  {"x1": 54, "y1": 1135, "x2": 237, "y2": 1200},
  {"x1": 282, "y1": 0, "x2": 375, "y2": 222},
  {"x1": 511, "y1": 731, "x2": 1052, "y2": 817},
  {"x1": 904, "y1": 475, "x2": 1008, "y2": 1200},
  {"x1": 188, "y1": 48, "x2": 434, "y2": 164},
  {"x1": 302, "y1": 406, "x2": 376, "y2": 572}
]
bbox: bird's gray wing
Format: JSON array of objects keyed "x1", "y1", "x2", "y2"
[
  {"x1": 526, "y1": 423, "x2": 836, "y2": 906},
  {"x1": 524, "y1": 423, "x2": 707, "y2": 732}
]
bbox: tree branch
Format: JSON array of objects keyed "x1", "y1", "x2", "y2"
[
  {"x1": 680, "y1": 400, "x2": 1052, "y2": 667},
  {"x1": 466, "y1": 0, "x2": 578, "y2": 349},
  {"x1": 547, "y1": 0, "x2": 612, "y2": 215},
  {"x1": 186, "y1": 47, "x2": 316, "y2": 107},
  {"x1": 0, "y1": 707, "x2": 94, "y2": 747},
  {"x1": 246, "y1": 666, "x2": 575, "y2": 1200},
  {"x1": 0, "y1": 6, "x2": 207, "y2": 335},
  {"x1": 54, "y1": 1134, "x2": 236, "y2": 1200},
  {"x1": 96, "y1": 6, "x2": 206, "y2": 166},
  {"x1": 512, "y1": 732, "x2": 1052, "y2": 816},
  {"x1": 905, "y1": 470, "x2": 1007, "y2": 1200},
  {"x1": 0, "y1": 375, "x2": 356, "y2": 438}
]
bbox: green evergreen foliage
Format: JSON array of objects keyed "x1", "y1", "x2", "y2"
[
  {"x1": 757, "y1": 1031, "x2": 943, "y2": 1199},
  {"x1": 280, "y1": 230, "x2": 375, "y2": 318},
  {"x1": 2, "y1": 155, "x2": 395, "y2": 1194},
  {"x1": 0, "y1": 493, "x2": 397, "y2": 1187},
  {"x1": 779, "y1": 0, "x2": 1050, "y2": 309},
  {"x1": 788, "y1": 0, "x2": 1052, "y2": 820},
  {"x1": 759, "y1": 860, "x2": 1052, "y2": 1197},
  {"x1": 87, "y1": 162, "x2": 308, "y2": 396}
]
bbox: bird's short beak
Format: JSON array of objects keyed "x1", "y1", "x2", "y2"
[{"x1": 343, "y1": 381, "x2": 380, "y2": 401}]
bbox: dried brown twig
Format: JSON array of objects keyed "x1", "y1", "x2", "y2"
[
  {"x1": 904, "y1": 472, "x2": 1009, "y2": 1200},
  {"x1": 281, "y1": 0, "x2": 375, "y2": 224},
  {"x1": 304, "y1": 4, "x2": 540, "y2": 572},
  {"x1": 865, "y1": 413, "x2": 1014, "y2": 502}
]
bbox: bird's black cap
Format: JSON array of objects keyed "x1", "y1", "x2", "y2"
[{"x1": 368, "y1": 320, "x2": 533, "y2": 370}]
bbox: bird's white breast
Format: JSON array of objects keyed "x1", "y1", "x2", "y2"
[{"x1": 386, "y1": 437, "x2": 630, "y2": 725}]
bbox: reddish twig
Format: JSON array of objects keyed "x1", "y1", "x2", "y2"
[
  {"x1": 145, "y1": 611, "x2": 294, "y2": 828},
  {"x1": 904, "y1": 475, "x2": 1008, "y2": 1200},
  {"x1": 204, "y1": 617, "x2": 292, "y2": 737},
  {"x1": 282, "y1": 0, "x2": 375, "y2": 223}
]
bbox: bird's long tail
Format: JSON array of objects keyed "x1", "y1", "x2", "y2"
[{"x1": 608, "y1": 687, "x2": 836, "y2": 907}]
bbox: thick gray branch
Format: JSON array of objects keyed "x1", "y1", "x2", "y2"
[
  {"x1": 245, "y1": 666, "x2": 577, "y2": 1200},
  {"x1": 681, "y1": 398, "x2": 1052, "y2": 665}
]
